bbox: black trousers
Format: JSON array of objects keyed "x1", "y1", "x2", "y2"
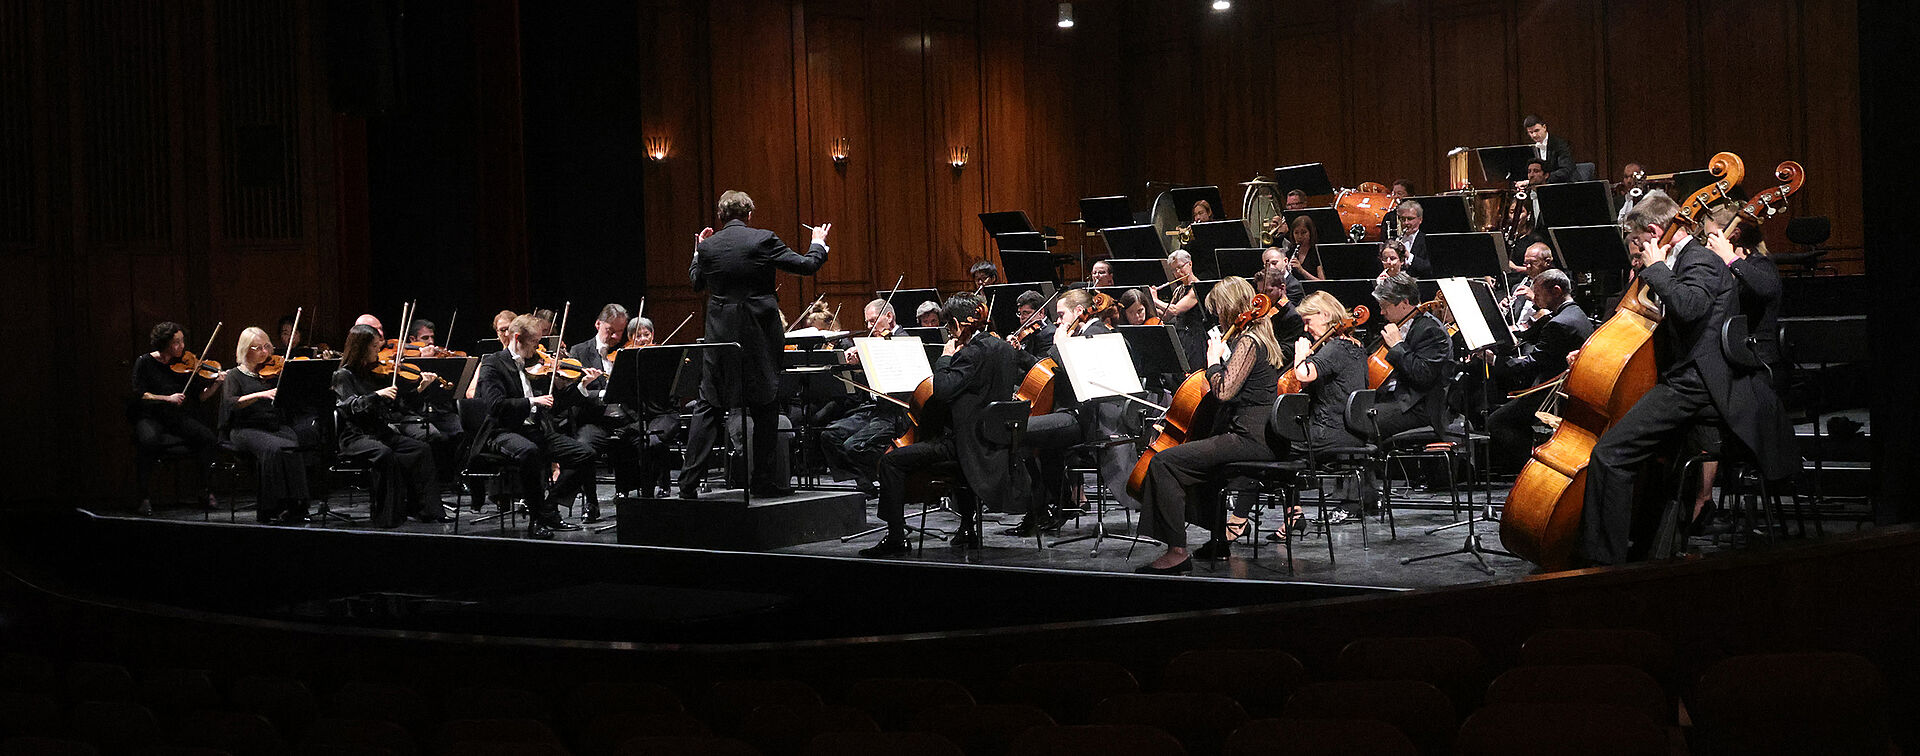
[
  {"x1": 339, "y1": 432, "x2": 438, "y2": 528},
  {"x1": 1022, "y1": 410, "x2": 1085, "y2": 519},
  {"x1": 490, "y1": 423, "x2": 596, "y2": 521},
  {"x1": 875, "y1": 438, "x2": 967, "y2": 530},
  {"x1": 1488, "y1": 390, "x2": 1552, "y2": 474},
  {"x1": 682, "y1": 400, "x2": 781, "y2": 493},
  {"x1": 133, "y1": 413, "x2": 219, "y2": 501},
  {"x1": 1139, "y1": 431, "x2": 1274, "y2": 549},
  {"x1": 821, "y1": 406, "x2": 907, "y2": 488},
  {"x1": 229, "y1": 426, "x2": 311, "y2": 521},
  {"x1": 1580, "y1": 368, "x2": 1718, "y2": 565}
]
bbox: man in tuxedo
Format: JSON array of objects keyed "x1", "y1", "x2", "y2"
[
  {"x1": 1370, "y1": 272, "x2": 1454, "y2": 439},
  {"x1": 565, "y1": 303, "x2": 634, "y2": 521},
  {"x1": 473, "y1": 314, "x2": 598, "y2": 539},
  {"x1": 681, "y1": 190, "x2": 831, "y2": 498},
  {"x1": 860, "y1": 293, "x2": 1031, "y2": 557},
  {"x1": 1393, "y1": 200, "x2": 1434, "y2": 278},
  {"x1": 1517, "y1": 115, "x2": 1574, "y2": 187},
  {"x1": 1484, "y1": 269, "x2": 1591, "y2": 473},
  {"x1": 1261, "y1": 246, "x2": 1306, "y2": 303},
  {"x1": 1577, "y1": 191, "x2": 1797, "y2": 565},
  {"x1": 1011, "y1": 289, "x2": 1055, "y2": 360}
]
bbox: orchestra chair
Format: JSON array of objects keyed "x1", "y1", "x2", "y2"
[
  {"x1": 1305, "y1": 390, "x2": 1386, "y2": 546},
  {"x1": 453, "y1": 398, "x2": 525, "y2": 536},
  {"x1": 1225, "y1": 718, "x2": 1417, "y2": 756},
  {"x1": 1374, "y1": 386, "x2": 1483, "y2": 529},
  {"x1": 1666, "y1": 424, "x2": 1792, "y2": 558},
  {"x1": 320, "y1": 409, "x2": 374, "y2": 526},
  {"x1": 907, "y1": 703, "x2": 1056, "y2": 756},
  {"x1": 1212, "y1": 394, "x2": 1323, "y2": 572},
  {"x1": 1091, "y1": 691, "x2": 1248, "y2": 756},
  {"x1": 1005, "y1": 724, "x2": 1185, "y2": 756},
  {"x1": 1051, "y1": 403, "x2": 1153, "y2": 553},
  {"x1": 1159, "y1": 650, "x2": 1308, "y2": 720},
  {"x1": 132, "y1": 443, "x2": 202, "y2": 514},
  {"x1": 1690, "y1": 652, "x2": 1892, "y2": 756},
  {"x1": 1572, "y1": 162, "x2": 1597, "y2": 183},
  {"x1": 1452, "y1": 702, "x2": 1665, "y2": 756},
  {"x1": 915, "y1": 400, "x2": 1035, "y2": 554},
  {"x1": 1281, "y1": 680, "x2": 1456, "y2": 756}
]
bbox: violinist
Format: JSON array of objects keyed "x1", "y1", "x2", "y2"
[
  {"x1": 1150, "y1": 249, "x2": 1207, "y2": 373},
  {"x1": 1370, "y1": 273, "x2": 1455, "y2": 439},
  {"x1": 1251, "y1": 268, "x2": 1305, "y2": 345},
  {"x1": 130, "y1": 322, "x2": 224, "y2": 516},
  {"x1": 491, "y1": 310, "x2": 517, "y2": 350},
  {"x1": 860, "y1": 293, "x2": 1031, "y2": 558},
  {"x1": 275, "y1": 313, "x2": 311, "y2": 358},
  {"x1": 1483, "y1": 269, "x2": 1590, "y2": 475},
  {"x1": 354, "y1": 313, "x2": 384, "y2": 339},
  {"x1": 824, "y1": 300, "x2": 911, "y2": 497},
  {"x1": 1578, "y1": 191, "x2": 1795, "y2": 565},
  {"x1": 332, "y1": 324, "x2": 451, "y2": 527},
  {"x1": 565, "y1": 303, "x2": 632, "y2": 521},
  {"x1": 617, "y1": 316, "x2": 686, "y2": 498},
  {"x1": 1135, "y1": 277, "x2": 1283, "y2": 574},
  {"x1": 1276, "y1": 291, "x2": 1370, "y2": 532},
  {"x1": 223, "y1": 327, "x2": 316, "y2": 524},
  {"x1": 1118, "y1": 288, "x2": 1153, "y2": 326},
  {"x1": 682, "y1": 189, "x2": 830, "y2": 499},
  {"x1": 1287, "y1": 214, "x2": 1325, "y2": 281},
  {"x1": 968, "y1": 259, "x2": 1001, "y2": 291},
  {"x1": 1008, "y1": 289, "x2": 1054, "y2": 359},
  {"x1": 396, "y1": 317, "x2": 467, "y2": 468},
  {"x1": 914, "y1": 301, "x2": 942, "y2": 328},
  {"x1": 474, "y1": 314, "x2": 598, "y2": 538}
]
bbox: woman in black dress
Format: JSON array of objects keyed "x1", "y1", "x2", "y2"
[
  {"x1": 130, "y1": 322, "x2": 224, "y2": 515},
  {"x1": 332, "y1": 324, "x2": 449, "y2": 527},
  {"x1": 1135, "y1": 277, "x2": 1284, "y2": 574},
  {"x1": 222, "y1": 327, "x2": 316, "y2": 524},
  {"x1": 1274, "y1": 291, "x2": 1369, "y2": 538}
]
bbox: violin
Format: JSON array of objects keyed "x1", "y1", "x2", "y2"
[
  {"x1": 892, "y1": 300, "x2": 990, "y2": 449},
  {"x1": 1277, "y1": 305, "x2": 1370, "y2": 395},
  {"x1": 1126, "y1": 293, "x2": 1273, "y2": 498},
  {"x1": 1065, "y1": 292, "x2": 1118, "y2": 337},
  {"x1": 168, "y1": 350, "x2": 225, "y2": 380},
  {"x1": 256, "y1": 354, "x2": 286, "y2": 379},
  {"x1": 526, "y1": 345, "x2": 590, "y2": 383},
  {"x1": 372, "y1": 358, "x2": 451, "y2": 389}
]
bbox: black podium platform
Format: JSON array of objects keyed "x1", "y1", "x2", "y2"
[{"x1": 616, "y1": 489, "x2": 869, "y2": 551}]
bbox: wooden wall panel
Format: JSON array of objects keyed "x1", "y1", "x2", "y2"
[
  {"x1": 1273, "y1": 32, "x2": 1348, "y2": 193},
  {"x1": 1697, "y1": 0, "x2": 1795, "y2": 186},
  {"x1": 1515, "y1": 0, "x2": 1599, "y2": 173},
  {"x1": 639, "y1": 4, "x2": 710, "y2": 336},
  {"x1": 864, "y1": 5, "x2": 932, "y2": 300},
  {"x1": 1343, "y1": 0, "x2": 1433, "y2": 191},
  {"x1": 927, "y1": 23, "x2": 986, "y2": 294},
  {"x1": 707, "y1": 0, "x2": 802, "y2": 316},
  {"x1": 1602, "y1": 0, "x2": 1694, "y2": 180},
  {"x1": 802, "y1": 11, "x2": 873, "y2": 295},
  {"x1": 1432, "y1": 8, "x2": 1514, "y2": 190},
  {"x1": 1796, "y1": 0, "x2": 1862, "y2": 252}
]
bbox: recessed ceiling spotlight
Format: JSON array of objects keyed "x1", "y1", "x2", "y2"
[{"x1": 1058, "y1": 3, "x2": 1075, "y2": 28}]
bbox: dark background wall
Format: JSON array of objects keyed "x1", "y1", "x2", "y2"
[{"x1": 0, "y1": 0, "x2": 1884, "y2": 507}]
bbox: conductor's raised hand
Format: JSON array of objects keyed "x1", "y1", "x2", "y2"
[
  {"x1": 810, "y1": 222, "x2": 831, "y2": 245},
  {"x1": 697, "y1": 227, "x2": 716, "y2": 243}
]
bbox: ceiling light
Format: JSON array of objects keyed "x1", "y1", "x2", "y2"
[
  {"x1": 1213, "y1": 0, "x2": 1232, "y2": 10},
  {"x1": 1058, "y1": 3, "x2": 1074, "y2": 28}
]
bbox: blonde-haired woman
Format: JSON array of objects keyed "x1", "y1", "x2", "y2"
[
  {"x1": 1278, "y1": 290, "x2": 1371, "y2": 535},
  {"x1": 223, "y1": 326, "x2": 314, "y2": 524},
  {"x1": 1135, "y1": 276, "x2": 1283, "y2": 574}
]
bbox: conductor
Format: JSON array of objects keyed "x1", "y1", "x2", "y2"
[{"x1": 680, "y1": 190, "x2": 831, "y2": 498}]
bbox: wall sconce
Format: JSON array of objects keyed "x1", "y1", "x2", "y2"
[
  {"x1": 1057, "y1": 3, "x2": 1074, "y2": 28},
  {"x1": 948, "y1": 146, "x2": 969, "y2": 169},
  {"x1": 645, "y1": 136, "x2": 670, "y2": 162},
  {"x1": 829, "y1": 137, "x2": 851, "y2": 166}
]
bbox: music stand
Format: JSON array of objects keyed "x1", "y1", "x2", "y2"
[
  {"x1": 994, "y1": 231, "x2": 1048, "y2": 252},
  {"x1": 1185, "y1": 220, "x2": 1249, "y2": 280},
  {"x1": 410, "y1": 355, "x2": 478, "y2": 397},
  {"x1": 900, "y1": 326, "x2": 946, "y2": 344},
  {"x1": 275, "y1": 358, "x2": 338, "y2": 418},
  {"x1": 1400, "y1": 194, "x2": 1475, "y2": 234},
  {"x1": 1424, "y1": 232, "x2": 1510, "y2": 280},
  {"x1": 1118, "y1": 324, "x2": 1191, "y2": 376},
  {"x1": 879, "y1": 288, "x2": 941, "y2": 323},
  {"x1": 1273, "y1": 162, "x2": 1335, "y2": 198},
  {"x1": 1302, "y1": 279, "x2": 1387, "y2": 339},
  {"x1": 978, "y1": 210, "x2": 1034, "y2": 236},
  {"x1": 1548, "y1": 225, "x2": 1631, "y2": 274},
  {"x1": 1167, "y1": 186, "x2": 1227, "y2": 222},
  {"x1": 610, "y1": 343, "x2": 763, "y2": 503},
  {"x1": 1317, "y1": 242, "x2": 1383, "y2": 280},
  {"x1": 999, "y1": 250, "x2": 1060, "y2": 284},
  {"x1": 1535, "y1": 180, "x2": 1615, "y2": 229},
  {"x1": 1187, "y1": 279, "x2": 1223, "y2": 310},
  {"x1": 1079, "y1": 195, "x2": 1134, "y2": 230},
  {"x1": 1282, "y1": 207, "x2": 1344, "y2": 243},
  {"x1": 982, "y1": 281, "x2": 1057, "y2": 335},
  {"x1": 1214, "y1": 248, "x2": 1266, "y2": 279},
  {"x1": 1402, "y1": 277, "x2": 1516, "y2": 573},
  {"x1": 1100, "y1": 225, "x2": 1168, "y2": 259},
  {"x1": 1476, "y1": 144, "x2": 1537, "y2": 183},
  {"x1": 1105, "y1": 258, "x2": 1170, "y2": 288}
]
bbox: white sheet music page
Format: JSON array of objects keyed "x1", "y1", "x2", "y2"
[
  {"x1": 1056, "y1": 332, "x2": 1143, "y2": 400},
  {"x1": 1437, "y1": 277, "x2": 1499, "y2": 351},
  {"x1": 852, "y1": 336, "x2": 932, "y2": 394}
]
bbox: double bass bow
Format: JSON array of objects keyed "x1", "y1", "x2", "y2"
[{"x1": 1125, "y1": 291, "x2": 1275, "y2": 498}]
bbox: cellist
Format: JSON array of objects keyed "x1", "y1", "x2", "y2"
[
  {"x1": 1578, "y1": 191, "x2": 1796, "y2": 565},
  {"x1": 1007, "y1": 288, "x2": 1114, "y2": 537},
  {"x1": 1370, "y1": 273, "x2": 1455, "y2": 439},
  {"x1": 1135, "y1": 277, "x2": 1284, "y2": 575}
]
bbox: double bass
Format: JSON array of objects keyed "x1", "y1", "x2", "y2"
[
  {"x1": 1499, "y1": 152, "x2": 1776, "y2": 570},
  {"x1": 1125, "y1": 292, "x2": 1274, "y2": 498}
]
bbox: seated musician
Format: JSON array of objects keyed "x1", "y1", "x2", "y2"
[
  {"x1": 1390, "y1": 179, "x2": 1416, "y2": 199},
  {"x1": 1517, "y1": 114, "x2": 1574, "y2": 188},
  {"x1": 915, "y1": 300, "x2": 942, "y2": 328},
  {"x1": 224, "y1": 327, "x2": 316, "y2": 524},
  {"x1": 1483, "y1": 269, "x2": 1591, "y2": 475},
  {"x1": 1616, "y1": 162, "x2": 1645, "y2": 222},
  {"x1": 1088, "y1": 259, "x2": 1116, "y2": 288},
  {"x1": 275, "y1": 314, "x2": 311, "y2": 358},
  {"x1": 619, "y1": 315, "x2": 685, "y2": 496},
  {"x1": 1251, "y1": 268, "x2": 1305, "y2": 345},
  {"x1": 491, "y1": 310, "x2": 517, "y2": 350},
  {"x1": 1135, "y1": 277, "x2": 1283, "y2": 574},
  {"x1": 564, "y1": 303, "x2": 634, "y2": 521},
  {"x1": 859, "y1": 293, "x2": 1032, "y2": 558},
  {"x1": 333, "y1": 324, "x2": 451, "y2": 527},
  {"x1": 969, "y1": 259, "x2": 1001, "y2": 291},
  {"x1": 1502, "y1": 242, "x2": 1556, "y2": 320},
  {"x1": 1150, "y1": 249, "x2": 1207, "y2": 372},
  {"x1": 1393, "y1": 200, "x2": 1434, "y2": 278},
  {"x1": 1007, "y1": 288, "x2": 1116, "y2": 536},
  {"x1": 1284, "y1": 189, "x2": 1308, "y2": 212},
  {"x1": 1578, "y1": 191, "x2": 1796, "y2": 565},
  {"x1": 407, "y1": 318, "x2": 451, "y2": 357},
  {"x1": 1287, "y1": 214, "x2": 1325, "y2": 281},
  {"x1": 1261, "y1": 246, "x2": 1306, "y2": 303},
  {"x1": 1189, "y1": 199, "x2": 1214, "y2": 226},
  {"x1": 1370, "y1": 273, "x2": 1455, "y2": 439},
  {"x1": 1008, "y1": 289, "x2": 1055, "y2": 359},
  {"x1": 474, "y1": 314, "x2": 598, "y2": 539},
  {"x1": 129, "y1": 321, "x2": 225, "y2": 516},
  {"x1": 1378, "y1": 240, "x2": 1408, "y2": 281},
  {"x1": 1118, "y1": 288, "x2": 1153, "y2": 326},
  {"x1": 400, "y1": 316, "x2": 465, "y2": 470},
  {"x1": 826, "y1": 300, "x2": 912, "y2": 498},
  {"x1": 1280, "y1": 291, "x2": 1371, "y2": 532}
]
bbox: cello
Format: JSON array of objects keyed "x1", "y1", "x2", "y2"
[
  {"x1": 1278, "y1": 305, "x2": 1370, "y2": 395},
  {"x1": 1126, "y1": 292, "x2": 1274, "y2": 498},
  {"x1": 1365, "y1": 299, "x2": 1446, "y2": 390},
  {"x1": 1499, "y1": 152, "x2": 1753, "y2": 570},
  {"x1": 1015, "y1": 291, "x2": 1117, "y2": 417}
]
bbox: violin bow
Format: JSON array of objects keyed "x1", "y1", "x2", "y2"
[
  {"x1": 875, "y1": 274, "x2": 905, "y2": 338},
  {"x1": 546, "y1": 301, "x2": 571, "y2": 397},
  {"x1": 180, "y1": 321, "x2": 224, "y2": 397},
  {"x1": 660, "y1": 311, "x2": 695, "y2": 345},
  {"x1": 443, "y1": 308, "x2": 457, "y2": 355},
  {"x1": 286, "y1": 307, "x2": 303, "y2": 358}
]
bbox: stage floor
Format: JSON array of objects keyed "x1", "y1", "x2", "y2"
[{"x1": 115, "y1": 479, "x2": 1713, "y2": 591}]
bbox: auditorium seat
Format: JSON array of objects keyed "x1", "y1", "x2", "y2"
[
  {"x1": 995, "y1": 661, "x2": 1140, "y2": 725},
  {"x1": 1691, "y1": 651, "x2": 1892, "y2": 755},
  {"x1": 1516, "y1": 628, "x2": 1674, "y2": 686},
  {"x1": 0, "y1": 655, "x2": 59, "y2": 696},
  {"x1": 1335, "y1": 637, "x2": 1487, "y2": 711},
  {"x1": 1157, "y1": 650, "x2": 1307, "y2": 719},
  {"x1": 1091, "y1": 692, "x2": 1246, "y2": 756},
  {"x1": 1483, "y1": 664, "x2": 1669, "y2": 724},
  {"x1": 1005, "y1": 724, "x2": 1186, "y2": 756},
  {"x1": 704, "y1": 680, "x2": 823, "y2": 733},
  {"x1": 443, "y1": 687, "x2": 549, "y2": 725},
  {"x1": 171, "y1": 710, "x2": 286, "y2": 756},
  {"x1": 438, "y1": 743, "x2": 568, "y2": 756},
  {"x1": 430, "y1": 719, "x2": 563, "y2": 756},
  {"x1": 67, "y1": 700, "x2": 165, "y2": 755},
  {"x1": 1453, "y1": 702, "x2": 1666, "y2": 756},
  {"x1": 138, "y1": 669, "x2": 224, "y2": 721},
  {"x1": 562, "y1": 682, "x2": 681, "y2": 735},
  {"x1": 329, "y1": 683, "x2": 435, "y2": 734},
  {"x1": 843, "y1": 678, "x2": 974, "y2": 731},
  {"x1": 1281, "y1": 681, "x2": 1454, "y2": 756},
  {"x1": 736, "y1": 704, "x2": 877, "y2": 755},
  {"x1": 299, "y1": 718, "x2": 418, "y2": 756},
  {"x1": 799, "y1": 731, "x2": 964, "y2": 756},
  {"x1": 63, "y1": 662, "x2": 136, "y2": 705},
  {"x1": 907, "y1": 704, "x2": 1054, "y2": 756},
  {"x1": 1223, "y1": 718, "x2": 1416, "y2": 756},
  {"x1": 230, "y1": 675, "x2": 320, "y2": 736},
  {"x1": 0, "y1": 690, "x2": 61, "y2": 737},
  {"x1": 0, "y1": 736, "x2": 100, "y2": 756},
  {"x1": 576, "y1": 711, "x2": 710, "y2": 756},
  {"x1": 610, "y1": 736, "x2": 760, "y2": 756}
]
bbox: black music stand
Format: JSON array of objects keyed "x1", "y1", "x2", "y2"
[
  {"x1": 1105, "y1": 258, "x2": 1169, "y2": 288},
  {"x1": 1302, "y1": 279, "x2": 1387, "y2": 339},
  {"x1": 1318, "y1": 242, "x2": 1383, "y2": 280},
  {"x1": 982, "y1": 281, "x2": 1057, "y2": 335},
  {"x1": 1079, "y1": 195, "x2": 1134, "y2": 230},
  {"x1": 1535, "y1": 180, "x2": 1615, "y2": 229},
  {"x1": 999, "y1": 250, "x2": 1060, "y2": 284},
  {"x1": 410, "y1": 357, "x2": 478, "y2": 396},
  {"x1": 1100, "y1": 225, "x2": 1167, "y2": 259},
  {"x1": 1187, "y1": 279, "x2": 1223, "y2": 310},
  {"x1": 1282, "y1": 207, "x2": 1345, "y2": 242},
  {"x1": 880, "y1": 288, "x2": 941, "y2": 323},
  {"x1": 1401, "y1": 195, "x2": 1475, "y2": 234},
  {"x1": 275, "y1": 358, "x2": 338, "y2": 419},
  {"x1": 1548, "y1": 225, "x2": 1631, "y2": 275},
  {"x1": 900, "y1": 326, "x2": 946, "y2": 344},
  {"x1": 1273, "y1": 162, "x2": 1335, "y2": 198},
  {"x1": 610, "y1": 342, "x2": 762, "y2": 504},
  {"x1": 978, "y1": 210, "x2": 1035, "y2": 236},
  {"x1": 1476, "y1": 144, "x2": 1537, "y2": 183},
  {"x1": 994, "y1": 231, "x2": 1048, "y2": 252},
  {"x1": 1214, "y1": 248, "x2": 1266, "y2": 279},
  {"x1": 1118, "y1": 324, "x2": 1191, "y2": 377},
  {"x1": 1185, "y1": 220, "x2": 1248, "y2": 281},
  {"x1": 1424, "y1": 232, "x2": 1510, "y2": 280},
  {"x1": 1167, "y1": 186, "x2": 1227, "y2": 222}
]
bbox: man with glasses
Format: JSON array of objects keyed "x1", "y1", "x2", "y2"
[{"x1": 1394, "y1": 200, "x2": 1433, "y2": 278}]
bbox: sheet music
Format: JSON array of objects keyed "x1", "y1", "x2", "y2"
[
  {"x1": 784, "y1": 327, "x2": 851, "y2": 340},
  {"x1": 1437, "y1": 277, "x2": 1502, "y2": 351},
  {"x1": 852, "y1": 336, "x2": 932, "y2": 394},
  {"x1": 1057, "y1": 333, "x2": 1143, "y2": 400}
]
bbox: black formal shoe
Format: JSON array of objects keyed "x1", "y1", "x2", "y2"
[
  {"x1": 950, "y1": 531, "x2": 981, "y2": 549},
  {"x1": 1192, "y1": 538, "x2": 1232, "y2": 560},
  {"x1": 529, "y1": 521, "x2": 554, "y2": 540},
  {"x1": 136, "y1": 500, "x2": 154, "y2": 517},
  {"x1": 750, "y1": 485, "x2": 795, "y2": 498},
  {"x1": 546, "y1": 519, "x2": 582, "y2": 532},
  {"x1": 1134, "y1": 558, "x2": 1193, "y2": 575},
  {"x1": 1000, "y1": 519, "x2": 1039, "y2": 537},
  {"x1": 859, "y1": 533, "x2": 911, "y2": 558},
  {"x1": 678, "y1": 488, "x2": 699, "y2": 500},
  {"x1": 583, "y1": 506, "x2": 602, "y2": 524}
]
